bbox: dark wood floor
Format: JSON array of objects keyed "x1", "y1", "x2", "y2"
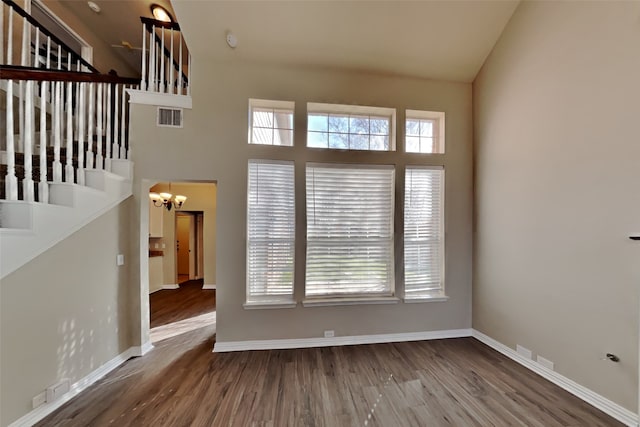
[
  {"x1": 150, "y1": 279, "x2": 216, "y2": 328},
  {"x1": 37, "y1": 323, "x2": 621, "y2": 426}
]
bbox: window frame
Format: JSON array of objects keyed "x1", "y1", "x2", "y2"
[
  {"x1": 405, "y1": 109, "x2": 445, "y2": 154},
  {"x1": 307, "y1": 102, "x2": 397, "y2": 151},
  {"x1": 248, "y1": 99, "x2": 295, "y2": 147}
]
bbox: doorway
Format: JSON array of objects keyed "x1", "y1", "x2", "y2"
[{"x1": 176, "y1": 211, "x2": 203, "y2": 284}]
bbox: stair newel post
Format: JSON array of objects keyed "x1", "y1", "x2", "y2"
[
  {"x1": 105, "y1": 83, "x2": 112, "y2": 171},
  {"x1": 22, "y1": 80, "x2": 35, "y2": 201},
  {"x1": 76, "y1": 82, "x2": 85, "y2": 185},
  {"x1": 38, "y1": 79, "x2": 49, "y2": 203},
  {"x1": 113, "y1": 84, "x2": 120, "y2": 159},
  {"x1": 85, "y1": 83, "x2": 95, "y2": 169},
  {"x1": 160, "y1": 27, "x2": 165, "y2": 93},
  {"x1": 178, "y1": 32, "x2": 183, "y2": 95},
  {"x1": 64, "y1": 80, "x2": 74, "y2": 183},
  {"x1": 52, "y1": 80, "x2": 62, "y2": 182},
  {"x1": 169, "y1": 28, "x2": 174, "y2": 95},
  {"x1": 96, "y1": 83, "x2": 104, "y2": 170},
  {"x1": 120, "y1": 84, "x2": 126, "y2": 159},
  {"x1": 141, "y1": 24, "x2": 147, "y2": 91}
]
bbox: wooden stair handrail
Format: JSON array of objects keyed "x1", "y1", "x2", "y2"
[
  {"x1": 2, "y1": 0, "x2": 100, "y2": 73},
  {"x1": 140, "y1": 16, "x2": 189, "y2": 86},
  {"x1": 0, "y1": 65, "x2": 139, "y2": 85}
]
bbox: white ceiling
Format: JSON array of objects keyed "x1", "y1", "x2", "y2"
[{"x1": 172, "y1": 0, "x2": 520, "y2": 83}]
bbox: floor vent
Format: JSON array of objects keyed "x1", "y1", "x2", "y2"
[{"x1": 157, "y1": 107, "x2": 183, "y2": 128}]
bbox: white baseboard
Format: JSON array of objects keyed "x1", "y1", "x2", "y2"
[
  {"x1": 213, "y1": 328, "x2": 472, "y2": 353},
  {"x1": 8, "y1": 346, "x2": 139, "y2": 427},
  {"x1": 162, "y1": 284, "x2": 179, "y2": 290},
  {"x1": 202, "y1": 283, "x2": 216, "y2": 290},
  {"x1": 130, "y1": 341, "x2": 154, "y2": 357},
  {"x1": 472, "y1": 330, "x2": 638, "y2": 427}
]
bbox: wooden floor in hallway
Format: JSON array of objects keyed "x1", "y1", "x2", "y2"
[
  {"x1": 150, "y1": 278, "x2": 216, "y2": 329},
  {"x1": 36, "y1": 326, "x2": 622, "y2": 426}
]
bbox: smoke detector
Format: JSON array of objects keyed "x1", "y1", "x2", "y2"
[
  {"x1": 87, "y1": 1, "x2": 101, "y2": 14},
  {"x1": 226, "y1": 32, "x2": 237, "y2": 49}
]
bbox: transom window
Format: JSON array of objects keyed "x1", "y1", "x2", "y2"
[
  {"x1": 405, "y1": 110, "x2": 445, "y2": 154},
  {"x1": 307, "y1": 103, "x2": 396, "y2": 151},
  {"x1": 248, "y1": 99, "x2": 294, "y2": 146}
]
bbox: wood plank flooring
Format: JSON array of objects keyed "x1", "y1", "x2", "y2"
[
  {"x1": 150, "y1": 279, "x2": 216, "y2": 329},
  {"x1": 37, "y1": 325, "x2": 622, "y2": 426}
]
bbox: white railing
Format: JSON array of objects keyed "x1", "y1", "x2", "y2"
[{"x1": 140, "y1": 17, "x2": 191, "y2": 96}]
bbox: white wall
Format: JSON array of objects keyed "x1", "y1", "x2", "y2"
[
  {"x1": 473, "y1": 0, "x2": 640, "y2": 411},
  {"x1": 0, "y1": 200, "x2": 133, "y2": 426},
  {"x1": 129, "y1": 60, "x2": 474, "y2": 345}
]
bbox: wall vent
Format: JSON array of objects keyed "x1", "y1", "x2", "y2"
[{"x1": 157, "y1": 107, "x2": 183, "y2": 128}]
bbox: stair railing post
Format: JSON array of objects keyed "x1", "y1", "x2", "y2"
[
  {"x1": 169, "y1": 28, "x2": 174, "y2": 95},
  {"x1": 85, "y1": 83, "x2": 95, "y2": 169},
  {"x1": 52, "y1": 80, "x2": 62, "y2": 182},
  {"x1": 76, "y1": 82, "x2": 85, "y2": 185},
  {"x1": 105, "y1": 84, "x2": 112, "y2": 171},
  {"x1": 148, "y1": 26, "x2": 156, "y2": 91},
  {"x1": 160, "y1": 28, "x2": 165, "y2": 93},
  {"x1": 96, "y1": 83, "x2": 104, "y2": 169},
  {"x1": 5, "y1": 79, "x2": 18, "y2": 200},
  {"x1": 178, "y1": 32, "x2": 183, "y2": 95},
  {"x1": 113, "y1": 84, "x2": 120, "y2": 159},
  {"x1": 120, "y1": 84, "x2": 126, "y2": 159},
  {"x1": 141, "y1": 24, "x2": 147, "y2": 91},
  {"x1": 64, "y1": 80, "x2": 74, "y2": 183},
  {"x1": 38, "y1": 79, "x2": 49, "y2": 203},
  {"x1": 22, "y1": 80, "x2": 35, "y2": 201}
]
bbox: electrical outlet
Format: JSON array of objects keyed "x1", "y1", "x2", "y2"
[
  {"x1": 516, "y1": 344, "x2": 533, "y2": 359},
  {"x1": 154, "y1": 243, "x2": 159, "y2": 249},
  {"x1": 116, "y1": 254, "x2": 124, "y2": 266},
  {"x1": 537, "y1": 355, "x2": 554, "y2": 370},
  {"x1": 162, "y1": 243, "x2": 166, "y2": 249},
  {"x1": 324, "y1": 330, "x2": 335, "y2": 338},
  {"x1": 32, "y1": 391, "x2": 46, "y2": 409}
]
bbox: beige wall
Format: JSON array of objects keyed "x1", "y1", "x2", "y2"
[
  {"x1": 0, "y1": 200, "x2": 133, "y2": 426},
  {"x1": 129, "y1": 60, "x2": 473, "y2": 344},
  {"x1": 473, "y1": 0, "x2": 640, "y2": 412},
  {"x1": 149, "y1": 182, "x2": 217, "y2": 287}
]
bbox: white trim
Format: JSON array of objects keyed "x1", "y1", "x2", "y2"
[
  {"x1": 162, "y1": 284, "x2": 180, "y2": 290},
  {"x1": 403, "y1": 295, "x2": 449, "y2": 303},
  {"x1": 243, "y1": 301, "x2": 297, "y2": 310},
  {"x1": 472, "y1": 330, "x2": 639, "y2": 427},
  {"x1": 213, "y1": 328, "x2": 472, "y2": 353},
  {"x1": 130, "y1": 342, "x2": 154, "y2": 357},
  {"x1": 302, "y1": 296, "x2": 400, "y2": 307},
  {"x1": 202, "y1": 284, "x2": 216, "y2": 290},
  {"x1": 8, "y1": 346, "x2": 139, "y2": 427},
  {"x1": 127, "y1": 90, "x2": 192, "y2": 109}
]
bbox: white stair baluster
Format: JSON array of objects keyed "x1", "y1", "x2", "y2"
[
  {"x1": 65, "y1": 80, "x2": 74, "y2": 183},
  {"x1": 39, "y1": 80, "x2": 49, "y2": 203},
  {"x1": 77, "y1": 82, "x2": 85, "y2": 185},
  {"x1": 86, "y1": 83, "x2": 95, "y2": 169},
  {"x1": 158, "y1": 27, "x2": 162, "y2": 93},
  {"x1": 96, "y1": 83, "x2": 104, "y2": 169},
  {"x1": 169, "y1": 28, "x2": 174, "y2": 94},
  {"x1": 141, "y1": 25, "x2": 147, "y2": 90},
  {"x1": 52, "y1": 81, "x2": 62, "y2": 182},
  {"x1": 22, "y1": 80, "x2": 35, "y2": 201},
  {"x1": 120, "y1": 85, "x2": 126, "y2": 159},
  {"x1": 178, "y1": 32, "x2": 183, "y2": 95},
  {"x1": 105, "y1": 84, "x2": 112, "y2": 171},
  {"x1": 5, "y1": 79, "x2": 18, "y2": 200},
  {"x1": 149, "y1": 26, "x2": 156, "y2": 91},
  {"x1": 113, "y1": 85, "x2": 119, "y2": 159},
  {"x1": 187, "y1": 53, "x2": 192, "y2": 97}
]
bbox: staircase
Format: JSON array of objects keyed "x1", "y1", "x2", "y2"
[{"x1": 0, "y1": 0, "x2": 192, "y2": 278}]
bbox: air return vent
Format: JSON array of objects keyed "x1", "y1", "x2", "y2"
[{"x1": 157, "y1": 107, "x2": 183, "y2": 128}]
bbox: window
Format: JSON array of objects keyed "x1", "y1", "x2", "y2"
[
  {"x1": 248, "y1": 99, "x2": 294, "y2": 146},
  {"x1": 404, "y1": 166, "x2": 445, "y2": 299},
  {"x1": 246, "y1": 160, "x2": 295, "y2": 305},
  {"x1": 305, "y1": 164, "x2": 395, "y2": 297},
  {"x1": 307, "y1": 103, "x2": 396, "y2": 151},
  {"x1": 405, "y1": 110, "x2": 445, "y2": 153}
]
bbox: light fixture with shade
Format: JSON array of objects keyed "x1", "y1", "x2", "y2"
[
  {"x1": 149, "y1": 189, "x2": 186, "y2": 211},
  {"x1": 150, "y1": 4, "x2": 174, "y2": 23}
]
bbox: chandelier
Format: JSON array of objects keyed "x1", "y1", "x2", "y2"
[{"x1": 149, "y1": 188, "x2": 187, "y2": 211}]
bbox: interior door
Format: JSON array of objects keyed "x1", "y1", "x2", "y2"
[{"x1": 176, "y1": 214, "x2": 191, "y2": 276}]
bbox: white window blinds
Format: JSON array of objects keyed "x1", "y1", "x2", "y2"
[
  {"x1": 404, "y1": 166, "x2": 444, "y2": 298},
  {"x1": 305, "y1": 164, "x2": 395, "y2": 297},
  {"x1": 246, "y1": 160, "x2": 295, "y2": 303}
]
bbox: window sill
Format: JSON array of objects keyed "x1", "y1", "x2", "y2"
[
  {"x1": 302, "y1": 296, "x2": 400, "y2": 307},
  {"x1": 403, "y1": 294, "x2": 449, "y2": 303},
  {"x1": 243, "y1": 301, "x2": 297, "y2": 310}
]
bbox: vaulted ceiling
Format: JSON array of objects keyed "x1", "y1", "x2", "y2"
[{"x1": 53, "y1": 0, "x2": 519, "y2": 83}]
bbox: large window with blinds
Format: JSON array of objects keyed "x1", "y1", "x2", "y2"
[
  {"x1": 246, "y1": 160, "x2": 295, "y2": 305},
  {"x1": 404, "y1": 166, "x2": 445, "y2": 298},
  {"x1": 305, "y1": 164, "x2": 395, "y2": 297}
]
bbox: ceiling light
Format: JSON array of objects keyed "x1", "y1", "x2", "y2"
[
  {"x1": 87, "y1": 1, "x2": 100, "y2": 14},
  {"x1": 150, "y1": 186, "x2": 186, "y2": 211},
  {"x1": 150, "y1": 4, "x2": 174, "y2": 23}
]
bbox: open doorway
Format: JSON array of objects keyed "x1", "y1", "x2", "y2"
[{"x1": 146, "y1": 181, "x2": 217, "y2": 343}]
